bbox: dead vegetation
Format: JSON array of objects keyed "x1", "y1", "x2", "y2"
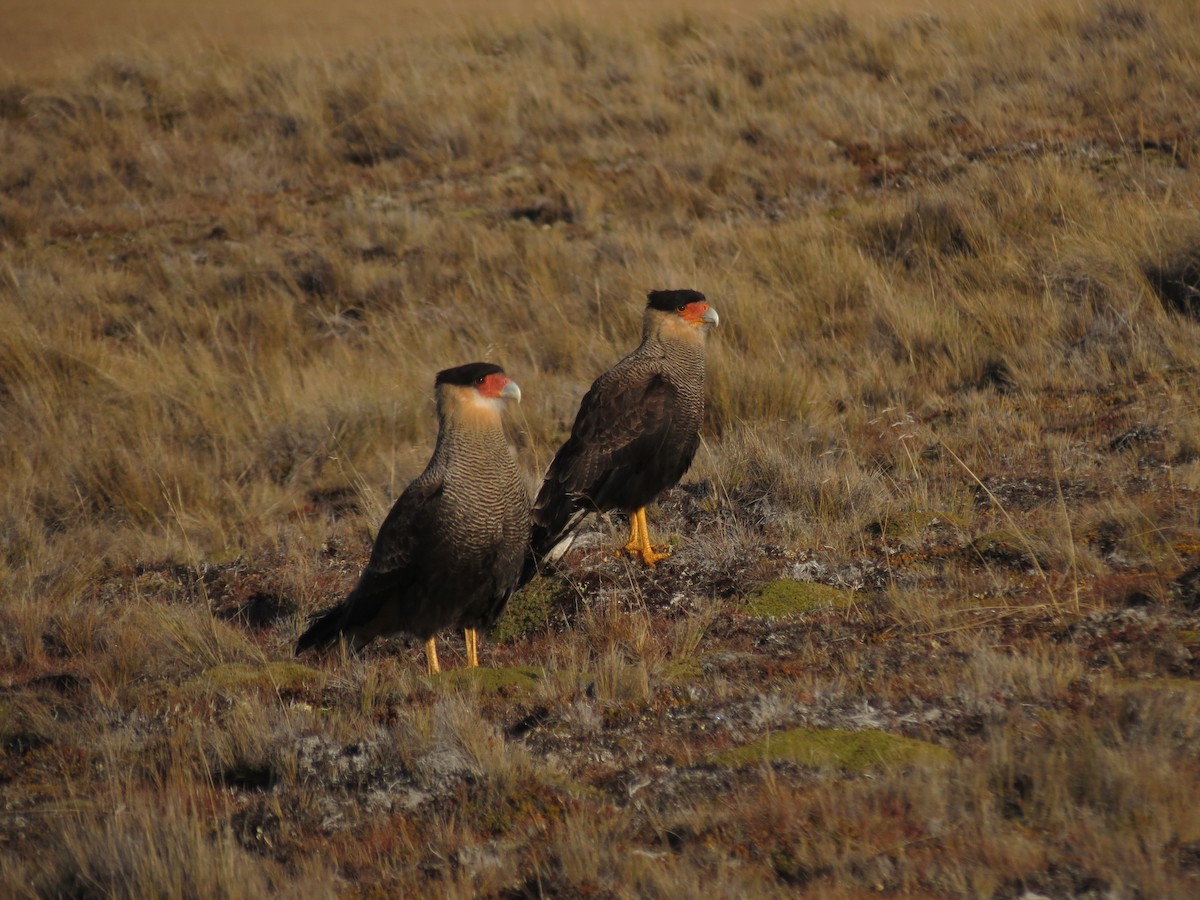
[{"x1": 3, "y1": 0, "x2": 1200, "y2": 895}]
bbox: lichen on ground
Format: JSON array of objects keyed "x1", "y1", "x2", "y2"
[{"x1": 712, "y1": 727, "x2": 953, "y2": 772}]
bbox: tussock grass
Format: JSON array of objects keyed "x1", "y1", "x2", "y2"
[
  {"x1": 3, "y1": 0, "x2": 1200, "y2": 894},
  {"x1": 25, "y1": 795, "x2": 335, "y2": 899}
]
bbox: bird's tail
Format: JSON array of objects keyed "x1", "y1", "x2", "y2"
[{"x1": 518, "y1": 494, "x2": 590, "y2": 588}]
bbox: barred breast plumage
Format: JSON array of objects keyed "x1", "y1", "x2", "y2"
[{"x1": 296, "y1": 362, "x2": 529, "y2": 674}]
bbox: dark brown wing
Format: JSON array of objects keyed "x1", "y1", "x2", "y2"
[
  {"x1": 529, "y1": 369, "x2": 684, "y2": 558},
  {"x1": 295, "y1": 475, "x2": 444, "y2": 652},
  {"x1": 364, "y1": 473, "x2": 444, "y2": 575}
]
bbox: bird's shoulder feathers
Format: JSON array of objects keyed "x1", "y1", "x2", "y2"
[{"x1": 365, "y1": 471, "x2": 446, "y2": 574}]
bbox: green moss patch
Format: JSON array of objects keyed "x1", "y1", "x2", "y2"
[
  {"x1": 662, "y1": 657, "x2": 704, "y2": 682},
  {"x1": 199, "y1": 661, "x2": 324, "y2": 692},
  {"x1": 712, "y1": 727, "x2": 952, "y2": 772},
  {"x1": 437, "y1": 666, "x2": 542, "y2": 694},
  {"x1": 743, "y1": 579, "x2": 858, "y2": 619},
  {"x1": 490, "y1": 576, "x2": 567, "y2": 642}
]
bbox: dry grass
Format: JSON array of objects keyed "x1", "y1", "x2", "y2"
[{"x1": 3, "y1": 0, "x2": 1200, "y2": 895}]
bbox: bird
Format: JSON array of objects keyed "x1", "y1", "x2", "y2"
[
  {"x1": 525, "y1": 288, "x2": 718, "y2": 578},
  {"x1": 296, "y1": 362, "x2": 530, "y2": 675}
]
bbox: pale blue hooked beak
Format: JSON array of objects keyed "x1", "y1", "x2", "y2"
[{"x1": 499, "y1": 380, "x2": 522, "y2": 403}]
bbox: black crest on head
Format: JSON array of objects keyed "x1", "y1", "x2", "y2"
[
  {"x1": 436, "y1": 362, "x2": 505, "y2": 387},
  {"x1": 647, "y1": 289, "x2": 706, "y2": 312}
]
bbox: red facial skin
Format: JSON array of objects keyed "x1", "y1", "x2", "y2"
[
  {"x1": 679, "y1": 301, "x2": 711, "y2": 324},
  {"x1": 477, "y1": 372, "x2": 513, "y2": 398}
]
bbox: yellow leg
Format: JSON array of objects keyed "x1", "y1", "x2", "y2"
[
  {"x1": 465, "y1": 628, "x2": 479, "y2": 668},
  {"x1": 425, "y1": 637, "x2": 441, "y2": 676},
  {"x1": 637, "y1": 507, "x2": 670, "y2": 566},
  {"x1": 622, "y1": 511, "x2": 643, "y2": 556}
]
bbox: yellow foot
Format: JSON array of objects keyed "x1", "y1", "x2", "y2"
[
  {"x1": 626, "y1": 507, "x2": 671, "y2": 567},
  {"x1": 637, "y1": 545, "x2": 671, "y2": 567}
]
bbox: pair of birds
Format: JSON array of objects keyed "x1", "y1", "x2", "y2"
[{"x1": 295, "y1": 289, "x2": 720, "y2": 674}]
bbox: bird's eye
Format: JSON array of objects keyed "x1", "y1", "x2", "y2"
[
  {"x1": 476, "y1": 375, "x2": 487, "y2": 384},
  {"x1": 677, "y1": 304, "x2": 688, "y2": 312}
]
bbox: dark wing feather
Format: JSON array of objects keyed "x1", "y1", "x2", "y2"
[
  {"x1": 295, "y1": 476, "x2": 444, "y2": 653},
  {"x1": 364, "y1": 474, "x2": 444, "y2": 574},
  {"x1": 566, "y1": 373, "x2": 680, "y2": 508},
  {"x1": 529, "y1": 371, "x2": 679, "y2": 559}
]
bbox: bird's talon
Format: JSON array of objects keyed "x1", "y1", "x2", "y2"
[
  {"x1": 623, "y1": 544, "x2": 670, "y2": 566},
  {"x1": 641, "y1": 548, "x2": 670, "y2": 567}
]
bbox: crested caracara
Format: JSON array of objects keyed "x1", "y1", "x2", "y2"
[
  {"x1": 526, "y1": 289, "x2": 718, "y2": 574},
  {"x1": 296, "y1": 362, "x2": 530, "y2": 675}
]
